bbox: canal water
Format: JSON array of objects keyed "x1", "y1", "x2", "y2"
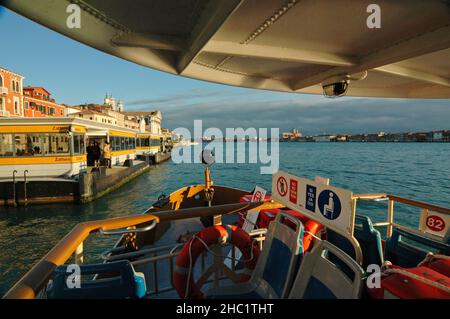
[{"x1": 1, "y1": 142, "x2": 449, "y2": 295}]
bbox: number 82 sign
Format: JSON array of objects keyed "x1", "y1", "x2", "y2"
[{"x1": 420, "y1": 211, "x2": 449, "y2": 238}]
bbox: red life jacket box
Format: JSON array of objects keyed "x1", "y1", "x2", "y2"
[
  {"x1": 368, "y1": 257, "x2": 450, "y2": 299},
  {"x1": 419, "y1": 254, "x2": 450, "y2": 277}
]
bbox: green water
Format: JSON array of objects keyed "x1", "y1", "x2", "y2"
[{"x1": 1, "y1": 142, "x2": 449, "y2": 295}]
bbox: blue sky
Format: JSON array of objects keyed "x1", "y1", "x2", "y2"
[{"x1": 1, "y1": 6, "x2": 449, "y2": 135}]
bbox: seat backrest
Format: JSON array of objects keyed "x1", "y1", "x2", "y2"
[
  {"x1": 385, "y1": 227, "x2": 450, "y2": 268},
  {"x1": 289, "y1": 239, "x2": 365, "y2": 299},
  {"x1": 47, "y1": 260, "x2": 146, "y2": 299},
  {"x1": 251, "y1": 212, "x2": 304, "y2": 298},
  {"x1": 325, "y1": 229, "x2": 357, "y2": 279},
  {"x1": 327, "y1": 214, "x2": 383, "y2": 272},
  {"x1": 354, "y1": 215, "x2": 384, "y2": 268}
]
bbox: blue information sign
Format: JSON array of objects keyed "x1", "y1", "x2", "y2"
[
  {"x1": 318, "y1": 190, "x2": 341, "y2": 220},
  {"x1": 305, "y1": 184, "x2": 316, "y2": 212}
]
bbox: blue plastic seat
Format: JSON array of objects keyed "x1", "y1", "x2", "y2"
[
  {"x1": 206, "y1": 212, "x2": 304, "y2": 299},
  {"x1": 326, "y1": 214, "x2": 383, "y2": 272},
  {"x1": 289, "y1": 239, "x2": 365, "y2": 299},
  {"x1": 385, "y1": 227, "x2": 450, "y2": 267},
  {"x1": 47, "y1": 260, "x2": 147, "y2": 299},
  {"x1": 354, "y1": 215, "x2": 384, "y2": 268}
]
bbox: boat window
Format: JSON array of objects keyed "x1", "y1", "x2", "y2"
[
  {"x1": 113, "y1": 136, "x2": 121, "y2": 151},
  {"x1": 11, "y1": 133, "x2": 70, "y2": 156},
  {"x1": 150, "y1": 138, "x2": 160, "y2": 147},
  {"x1": 73, "y1": 134, "x2": 85, "y2": 155},
  {"x1": 49, "y1": 134, "x2": 70, "y2": 154},
  {"x1": 0, "y1": 134, "x2": 14, "y2": 157},
  {"x1": 14, "y1": 133, "x2": 34, "y2": 156}
]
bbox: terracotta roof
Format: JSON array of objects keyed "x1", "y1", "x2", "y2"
[
  {"x1": 0, "y1": 66, "x2": 25, "y2": 78},
  {"x1": 23, "y1": 86, "x2": 51, "y2": 95}
]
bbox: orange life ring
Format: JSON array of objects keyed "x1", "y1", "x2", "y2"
[
  {"x1": 173, "y1": 225, "x2": 259, "y2": 299},
  {"x1": 302, "y1": 219, "x2": 323, "y2": 251}
]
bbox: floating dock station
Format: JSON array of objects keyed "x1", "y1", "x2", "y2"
[{"x1": 0, "y1": 118, "x2": 172, "y2": 206}]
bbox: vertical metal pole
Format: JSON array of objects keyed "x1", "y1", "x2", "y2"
[
  {"x1": 387, "y1": 199, "x2": 394, "y2": 237},
  {"x1": 213, "y1": 245, "x2": 221, "y2": 288},
  {"x1": 75, "y1": 242, "x2": 84, "y2": 264},
  {"x1": 349, "y1": 198, "x2": 357, "y2": 236},
  {"x1": 12, "y1": 170, "x2": 17, "y2": 207},
  {"x1": 419, "y1": 209, "x2": 428, "y2": 233},
  {"x1": 23, "y1": 170, "x2": 28, "y2": 206}
]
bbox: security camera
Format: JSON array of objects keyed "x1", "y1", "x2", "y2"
[
  {"x1": 322, "y1": 80, "x2": 349, "y2": 98},
  {"x1": 321, "y1": 71, "x2": 368, "y2": 98}
]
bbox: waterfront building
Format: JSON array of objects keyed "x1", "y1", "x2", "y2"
[
  {"x1": 443, "y1": 131, "x2": 450, "y2": 142},
  {"x1": 23, "y1": 87, "x2": 66, "y2": 117},
  {"x1": 313, "y1": 134, "x2": 336, "y2": 142},
  {"x1": 432, "y1": 131, "x2": 444, "y2": 142},
  {"x1": 122, "y1": 111, "x2": 162, "y2": 135},
  {"x1": 282, "y1": 129, "x2": 302, "y2": 141},
  {"x1": 0, "y1": 67, "x2": 25, "y2": 117},
  {"x1": 71, "y1": 108, "x2": 118, "y2": 125},
  {"x1": 335, "y1": 135, "x2": 348, "y2": 142}
]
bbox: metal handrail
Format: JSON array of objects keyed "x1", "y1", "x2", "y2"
[
  {"x1": 358, "y1": 194, "x2": 450, "y2": 238},
  {"x1": 99, "y1": 219, "x2": 157, "y2": 235},
  {"x1": 388, "y1": 194, "x2": 450, "y2": 215},
  {"x1": 101, "y1": 242, "x2": 183, "y2": 261},
  {"x1": 353, "y1": 193, "x2": 387, "y2": 201}
]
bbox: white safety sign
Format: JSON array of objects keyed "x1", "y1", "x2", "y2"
[
  {"x1": 272, "y1": 170, "x2": 354, "y2": 236},
  {"x1": 226, "y1": 186, "x2": 267, "y2": 268}
]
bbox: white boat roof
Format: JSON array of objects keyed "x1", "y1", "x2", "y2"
[
  {"x1": 3, "y1": 0, "x2": 450, "y2": 98},
  {"x1": 0, "y1": 117, "x2": 141, "y2": 134}
]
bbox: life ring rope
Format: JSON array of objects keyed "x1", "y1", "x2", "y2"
[
  {"x1": 174, "y1": 225, "x2": 259, "y2": 299},
  {"x1": 184, "y1": 233, "x2": 258, "y2": 299}
]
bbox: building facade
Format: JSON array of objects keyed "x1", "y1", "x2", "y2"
[
  {"x1": 23, "y1": 87, "x2": 66, "y2": 117},
  {"x1": 0, "y1": 67, "x2": 25, "y2": 117},
  {"x1": 122, "y1": 111, "x2": 162, "y2": 135}
]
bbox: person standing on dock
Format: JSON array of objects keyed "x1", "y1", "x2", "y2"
[
  {"x1": 93, "y1": 142, "x2": 101, "y2": 168},
  {"x1": 103, "y1": 141, "x2": 112, "y2": 168}
]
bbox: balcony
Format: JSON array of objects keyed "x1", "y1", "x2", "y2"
[{"x1": 0, "y1": 87, "x2": 8, "y2": 96}]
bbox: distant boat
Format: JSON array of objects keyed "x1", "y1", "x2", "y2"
[{"x1": 173, "y1": 140, "x2": 200, "y2": 147}]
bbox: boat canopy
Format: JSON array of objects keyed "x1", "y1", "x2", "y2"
[{"x1": 3, "y1": 0, "x2": 450, "y2": 98}]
